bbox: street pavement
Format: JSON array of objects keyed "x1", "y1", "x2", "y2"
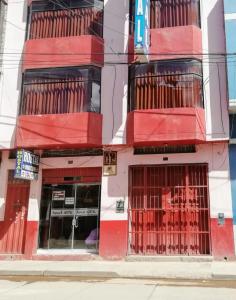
[
  {"x1": 1, "y1": 260, "x2": 236, "y2": 280},
  {"x1": 0, "y1": 278, "x2": 236, "y2": 300}
]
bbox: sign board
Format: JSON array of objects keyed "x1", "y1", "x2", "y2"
[
  {"x1": 65, "y1": 197, "x2": 75, "y2": 205},
  {"x1": 51, "y1": 208, "x2": 99, "y2": 217},
  {"x1": 52, "y1": 191, "x2": 65, "y2": 201},
  {"x1": 116, "y1": 200, "x2": 125, "y2": 214},
  {"x1": 134, "y1": 0, "x2": 150, "y2": 61},
  {"x1": 14, "y1": 149, "x2": 40, "y2": 181},
  {"x1": 103, "y1": 151, "x2": 117, "y2": 176}
]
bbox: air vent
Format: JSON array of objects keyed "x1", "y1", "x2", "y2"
[{"x1": 134, "y1": 145, "x2": 196, "y2": 155}]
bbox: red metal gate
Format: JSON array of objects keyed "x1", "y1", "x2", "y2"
[
  {"x1": 0, "y1": 172, "x2": 30, "y2": 254},
  {"x1": 128, "y1": 164, "x2": 211, "y2": 255}
]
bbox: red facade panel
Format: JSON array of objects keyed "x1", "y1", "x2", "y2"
[
  {"x1": 129, "y1": 165, "x2": 211, "y2": 256},
  {"x1": 127, "y1": 108, "x2": 206, "y2": 146},
  {"x1": 129, "y1": 25, "x2": 202, "y2": 63},
  {"x1": 42, "y1": 167, "x2": 102, "y2": 184},
  {"x1": 15, "y1": 112, "x2": 103, "y2": 149},
  {"x1": 23, "y1": 35, "x2": 104, "y2": 71}
]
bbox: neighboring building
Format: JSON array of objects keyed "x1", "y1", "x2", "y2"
[
  {"x1": 0, "y1": 0, "x2": 234, "y2": 260},
  {"x1": 0, "y1": 0, "x2": 7, "y2": 74},
  {"x1": 224, "y1": 0, "x2": 236, "y2": 253}
]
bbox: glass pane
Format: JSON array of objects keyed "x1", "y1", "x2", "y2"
[
  {"x1": 39, "y1": 184, "x2": 75, "y2": 249},
  {"x1": 73, "y1": 185, "x2": 100, "y2": 250}
]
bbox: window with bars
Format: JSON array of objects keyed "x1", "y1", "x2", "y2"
[
  {"x1": 129, "y1": 59, "x2": 203, "y2": 111},
  {"x1": 20, "y1": 66, "x2": 101, "y2": 115},
  {"x1": 27, "y1": 0, "x2": 104, "y2": 40},
  {"x1": 130, "y1": 0, "x2": 201, "y2": 34}
]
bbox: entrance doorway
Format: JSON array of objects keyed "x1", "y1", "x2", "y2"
[
  {"x1": 128, "y1": 164, "x2": 211, "y2": 256},
  {"x1": 0, "y1": 171, "x2": 30, "y2": 254},
  {"x1": 38, "y1": 168, "x2": 102, "y2": 253}
]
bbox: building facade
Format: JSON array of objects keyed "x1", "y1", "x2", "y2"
[
  {"x1": 0, "y1": 0, "x2": 235, "y2": 260},
  {"x1": 224, "y1": 0, "x2": 236, "y2": 253}
]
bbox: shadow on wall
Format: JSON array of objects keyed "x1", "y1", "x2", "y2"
[
  {"x1": 102, "y1": 0, "x2": 129, "y2": 144},
  {"x1": 207, "y1": 0, "x2": 228, "y2": 140}
]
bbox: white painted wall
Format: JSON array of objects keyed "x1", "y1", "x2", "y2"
[
  {"x1": 0, "y1": 0, "x2": 26, "y2": 149},
  {"x1": 0, "y1": 143, "x2": 232, "y2": 223},
  {"x1": 199, "y1": 0, "x2": 228, "y2": 141}
]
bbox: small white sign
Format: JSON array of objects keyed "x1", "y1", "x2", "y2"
[
  {"x1": 65, "y1": 197, "x2": 75, "y2": 205},
  {"x1": 52, "y1": 191, "x2": 65, "y2": 201}
]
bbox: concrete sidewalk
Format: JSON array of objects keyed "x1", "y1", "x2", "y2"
[{"x1": 0, "y1": 260, "x2": 236, "y2": 280}]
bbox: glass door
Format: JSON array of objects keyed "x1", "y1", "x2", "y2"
[
  {"x1": 39, "y1": 183, "x2": 100, "y2": 252},
  {"x1": 73, "y1": 184, "x2": 100, "y2": 251}
]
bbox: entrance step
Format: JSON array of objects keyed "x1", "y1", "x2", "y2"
[{"x1": 126, "y1": 255, "x2": 214, "y2": 263}]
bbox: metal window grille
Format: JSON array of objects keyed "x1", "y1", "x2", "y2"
[
  {"x1": 20, "y1": 66, "x2": 101, "y2": 115},
  {"x1": 28, "y1": 0, "x2": 104, "y2": 39},
  {"x1": 128, "y1": 164, "x2": 211, "y2": 256},
  {"x1": 129, "y1": 0, "x2": 201, "y2": 34},
  {"x1": 129, "y1": 59, "x2": 203, "y2": 111}
]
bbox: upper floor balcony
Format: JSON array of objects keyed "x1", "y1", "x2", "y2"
[
  {"x1": 15, "y1": 66, "x2": 102, "y2": 149},
  {"x1": 127, "y1": 59, "x2": 206, "y2": 146},
  {"x1": 23, "y1": 0, "x2": 104, "y2": 70},
  {"x1": 129, "y1": 0, "x2": 202, "y2": 62}
]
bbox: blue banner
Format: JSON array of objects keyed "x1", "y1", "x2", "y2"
[
  {"x1": 14, "y1": 150, "x2": 40, "y2": 181},
  {"x1": 134, "y1": 0, "x2": 150, "y2": 53}
]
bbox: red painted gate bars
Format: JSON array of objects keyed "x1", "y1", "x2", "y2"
[{"x1": 128, "y1": 164, "x2": 211, "y2": 255}]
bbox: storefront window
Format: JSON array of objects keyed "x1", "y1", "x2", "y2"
[{"x1": 39, "y1": 183, "x2": 100, "y2": 252}]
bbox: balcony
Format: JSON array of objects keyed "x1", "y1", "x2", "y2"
[
  {"x1": 15, "y1": 66, "x2": 102, "y2": 149},
  {"x1": 129, "y1": 0, "x2": 202, "y2": 62},
  {"x1": 24, "y1": 0, "x2": 104, "y2": 70},
  {"x1": 127, "y1": 59, "x2": 206, "y2": 146}
]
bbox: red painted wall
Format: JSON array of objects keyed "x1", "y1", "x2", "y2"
[
  {"x1": 23, "y1": 35, "x2": 104, "y2": 71},
  {"x1": 24, "y1": 221, "x2": 38, "y2": 259},
  {"x1": 16, "y1": 112, "x2": 103, "y2": 149},
  {"x1": 99, "y1": 220, "x2": 128, "y2": 259},
  {"x1": 129, "y1": 25, "x2": 202, "y2": 63},
  {"x1": 127, "y1": 108, "x2": 206, "y2": 146},
  {"x1": 211, "y1": 218, "x2": 235, "y2": 258},
  {"x1": 149, "y1": 25, "x2": 202, "y2": 61}
]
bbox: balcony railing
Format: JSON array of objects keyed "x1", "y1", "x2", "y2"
[
  {"x1": 129, "y1": 59, "x2": 203, "y2": 111},
  {"x1": 130, "y1": 0, "x2": 200, "y2": 34},
  {"x1": 20, "y1": 66, "x2": 101, "y2": 115},
  {"x1": 28, "y1": 0, "x2": 103, "y2": 39}
]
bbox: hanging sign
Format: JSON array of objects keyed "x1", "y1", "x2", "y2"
[
  {"x1": 52, "y1": 191, "x2": 65, "y2": 201},
  {"x1": 103, "y1": 151, "x2": 117, "y2": 176},
  {"x1": 134, "y1": 0, "x2": 150, "y2": 58},
  {"x1": 14, "y1": 149, "x2": 40, "y2": 181}
]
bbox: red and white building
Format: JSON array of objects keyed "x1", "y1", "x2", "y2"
[{"x1": 0, "y1": 0, "x2": 235, "y2": 260}]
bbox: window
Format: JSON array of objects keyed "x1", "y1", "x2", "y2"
[
  {"x1": 129, "y1": 59, "x2": 203, "y2": 111},
  {"x1": 130, "y1": 0, "x2": 201, "y2": 34},
  {"x1": 230, "y1": 115, "x2": 236, "y2": 140},
  {"x1": 28, "y1": 0, "x2": 104, "y2": 39},
  {"x1": 20, "y1": 66, "x2": 101, "y2": 115}
]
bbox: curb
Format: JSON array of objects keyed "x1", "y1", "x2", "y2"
[{"x1": 0, "y1": 270, "x2": 236, "y2": 281}]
